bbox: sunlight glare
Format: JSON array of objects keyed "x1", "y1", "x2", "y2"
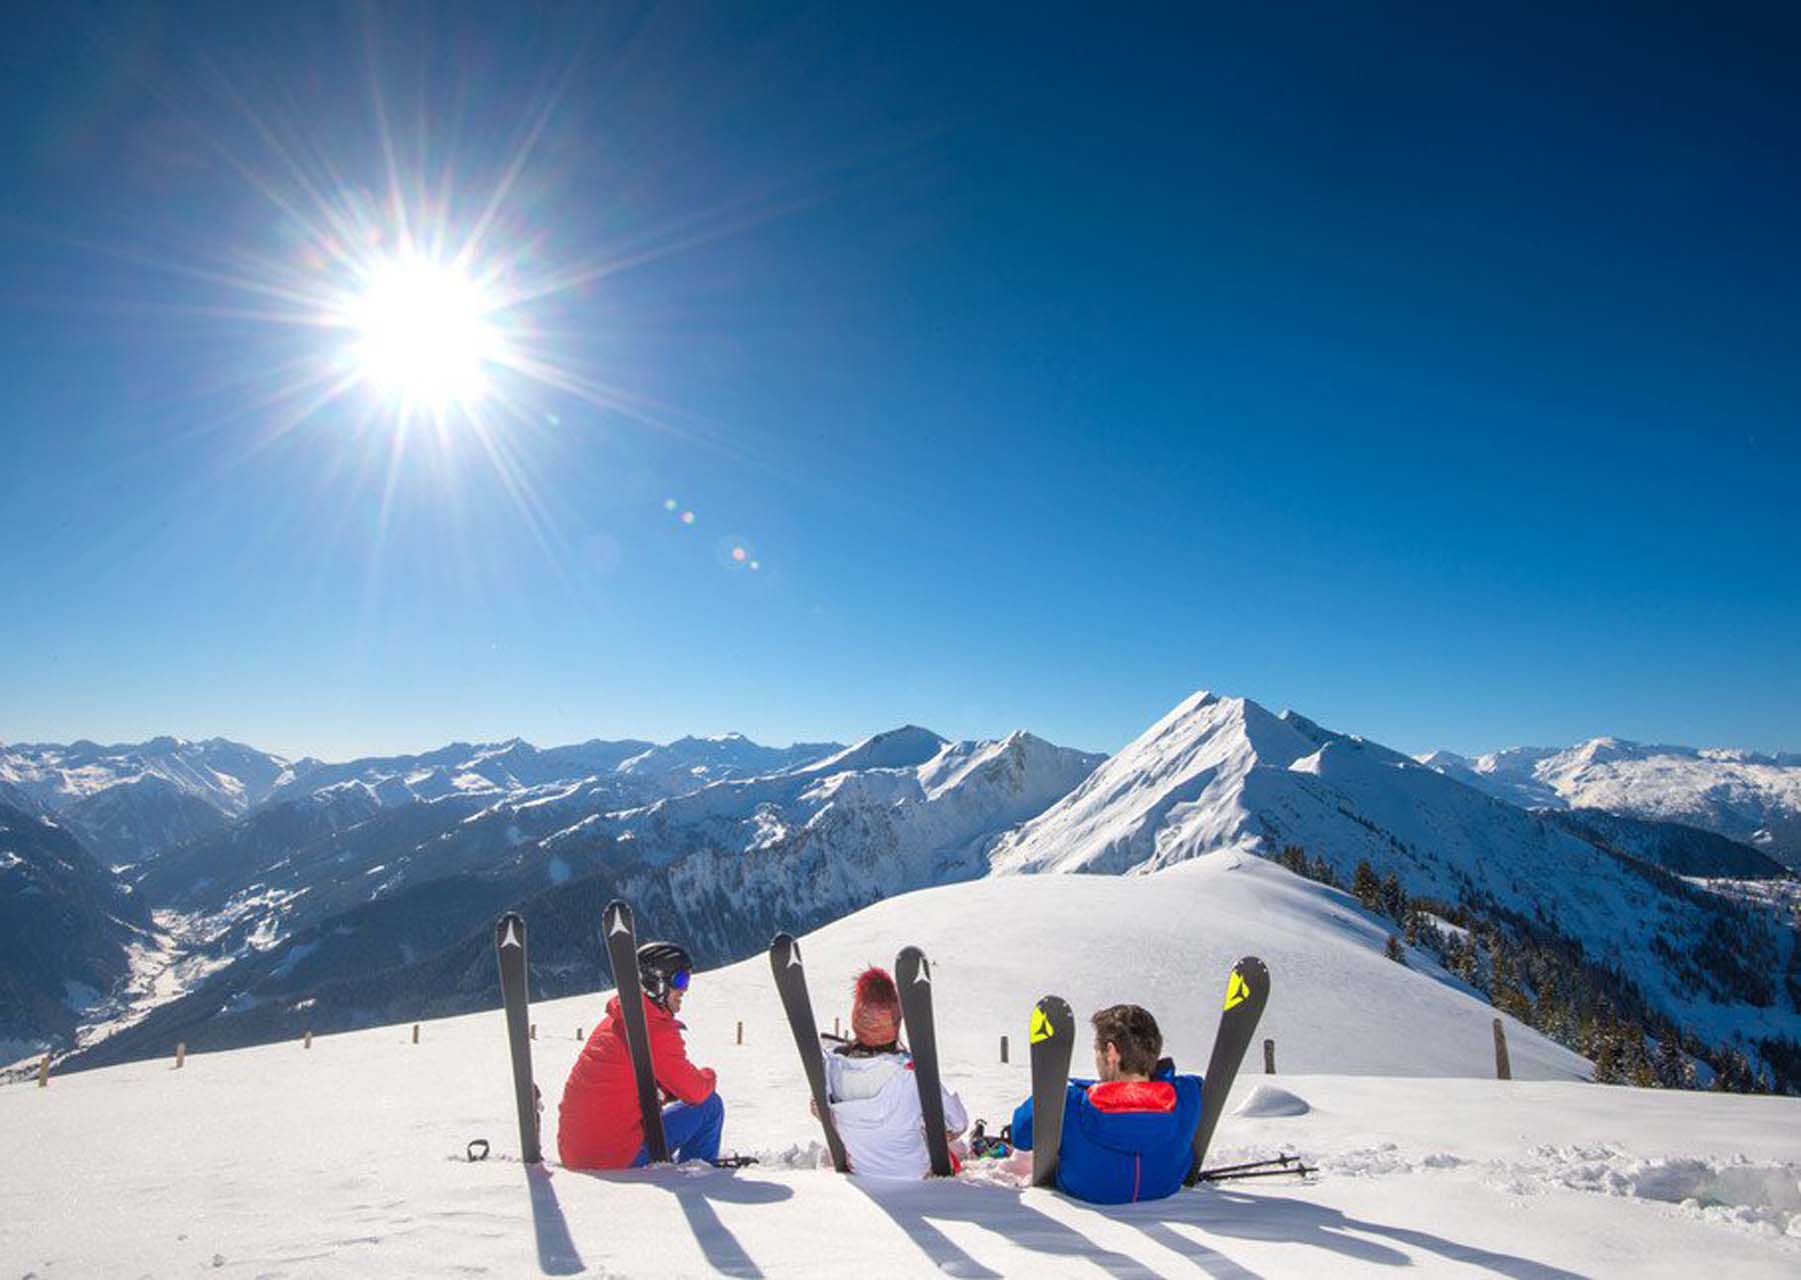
[{"x1": 344, "y1": 254, "x2": 502, "y2": 412}]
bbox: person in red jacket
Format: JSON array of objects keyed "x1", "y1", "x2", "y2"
[{"x1": 558, "y1": 940, "x2": 723, "y2": 1169}]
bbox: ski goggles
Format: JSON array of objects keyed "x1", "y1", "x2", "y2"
[{"x1": 671, "y1": 968, "x2": 691, "y2": 991}]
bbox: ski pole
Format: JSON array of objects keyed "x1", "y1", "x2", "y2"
[
  {"x1": 1198, "y1": 1153, "x2": 1298, "y2": 1178},
  {"x1": 1199, "y1": 1163, "x2": 1317, "y2": 1183}
]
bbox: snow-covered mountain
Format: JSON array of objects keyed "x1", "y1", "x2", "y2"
[
  {"x1": 1540, "y1": 807, "x2": 1787, "y2": 879},
  {"x1": 19, "y1": 702, "x2": 1798, "y2": 1091},
  {"x1": 1418, "y1": 739, "x2": 1801, "y2": 868},
  {"x1": 0, "y1": 736, "x2": 290, "y2": 821},
  {"x1": 0, "y1": 804, "x2": 152, "y2": 1057},
  {"x1": 0, "y1": 733, "x2": 847, "y2": 865},
  {"x1": 990, "y1": 692, "x2": 1800, "y2": 1047},
  {"x1": 54, "y1": 724, "x2": 1103, "y2": 1070},
  {"x1": 612, "y1": 733, "x2": 844, "y2": 793},
  {"x1": 259, "y1": 737, "x2": 661, "y2": 809}
]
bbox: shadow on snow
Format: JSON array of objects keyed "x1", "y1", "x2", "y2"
[{"x1": 555, "y1": 1166, "x2": 1587, "y2": 1280}]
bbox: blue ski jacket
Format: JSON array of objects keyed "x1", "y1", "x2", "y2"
[{"x1": 1011, "y1": 1063, "x2": 1203, "y2": 1204}]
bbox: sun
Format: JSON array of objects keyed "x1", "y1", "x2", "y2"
[{"x1": 342, "y1": 253, "x2": 504, "y2": 413}]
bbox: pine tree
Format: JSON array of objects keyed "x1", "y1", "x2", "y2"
[
  {"x1": 1654, "y1": 1034, "x2": 1687, "y2": 1089},
  {"x1": 1404, "y1": 911, "x2": 1423, "y2": 947},
  {"x1": 1625, "y1": 1024, "x2": 1657, "y2": 1089},
  {"x1": 1449, "y1": 933, "x2": 1480, "y2": 983},
  {"x1": 1277, "y1": 844, "x2": 1308, "y2": 875},
  {"x1": 1385, "y1": 933, "x2": 1406, "y2": 965},
  {"x1": 1307, "y1": 854, "x2": 1338, "y2": 888},
  {"x1": 1379, "y1": 871, "x2": 1406, "y2": 923},
  {"x1": 1353, "y1": 860, "x2": 1381, "y2": 911},
  {"x1": 1592, "y1": 1024, "x2": 1624, "y2": 1085}
]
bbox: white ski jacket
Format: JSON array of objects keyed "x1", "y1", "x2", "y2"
[{"x1": 824, "y1": 1046, "x2": 968, "y2": 1180}]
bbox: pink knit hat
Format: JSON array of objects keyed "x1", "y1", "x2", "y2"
[{"x1": 851, "y1": 966, "x2": 902, "y2": 1045}]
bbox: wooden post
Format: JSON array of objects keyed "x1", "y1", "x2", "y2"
[
  {"x1": 175, "y1": 1043, "x2": 187, "y2": 1070},
  {"x1": 1000, "y1": 1034, "x2": 1009, "y2": 1064},
  {"x1": 37, "y1": 1054, "x2": 50, "y2": 1088},
  {"x1": 834, "y1": 1016, "x2": 840, "y2": 1037},
  {"x1": 1264, "y1": 1038, "x2": 1276, "y2": 1074},
  {"x1": 577, "y1": 1027, "x2": 584, "y2": 1041},
  {"x1": 530, "y1": 1023, "x2": 537, "y2": 1040},
  {"x1": 1492, "y1": 1018, "x2": 1512, "y2": 1081},
  {"x1": 736, "y1": 1020, "x2": 743, "y2": 1046},
  {"x1": 412, "y1": 1023, "x2": 420, "y2": 1044},
  {"x1": 304, "y1": 1030, "x2": 313, "y2": 1050}
]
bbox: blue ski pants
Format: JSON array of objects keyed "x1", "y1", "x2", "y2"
[{"x1": 632, "y1": 1092, "x2": 725, "y2": 1165}]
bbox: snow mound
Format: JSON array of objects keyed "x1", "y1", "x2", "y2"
[
  {"x1": 1233, "y1": 1083, "x2": 1310, "y2": 1117},
  {"x1": 1507, "y1": 1145, "x2": 1801, "y2": 1239}
]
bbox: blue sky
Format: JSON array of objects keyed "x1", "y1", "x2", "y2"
[{"x1": 2, "y1": 2, "x2": 1797, "y2": 762}]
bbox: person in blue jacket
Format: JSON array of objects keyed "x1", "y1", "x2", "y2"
[{"x1": 1011, "y1": 1003, "x2": 1203, "y2": 1204}]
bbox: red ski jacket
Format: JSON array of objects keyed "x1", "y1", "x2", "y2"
[{"x1": 557, "y1": 993, "x2": 717, "y2": 1170}]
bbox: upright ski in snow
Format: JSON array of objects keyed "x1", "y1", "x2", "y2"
[
  {"x1": 494, "y1": 911, "x2": 541, "y2": 1164},
  {"x1": 1186, "y1": 955, "x2": 1271, "y2": 1184},
  {"x1": 768, "y1": 933, "x2": 850, "y2": 1173},
  {"x1": 894, "y1": 945, "x2": 954, "y2": 1176},
  {"x1": 1027, "y1": 994, "x2": 1075, "y2": 1188},
  {"x1": 602, "y1": 899, "x2": 669, "y2": 1164}
]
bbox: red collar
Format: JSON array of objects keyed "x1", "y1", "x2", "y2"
[{"x1": 1086, "y1": 1080, "x2": 1177, "y2": 1113}]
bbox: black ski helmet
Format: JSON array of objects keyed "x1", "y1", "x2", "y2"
[{"x1": 637, "y1": 940, "x2": 692, "y2": 1007}]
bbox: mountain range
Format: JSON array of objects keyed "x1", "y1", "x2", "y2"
[
  {"x1": 2, "y1": 698, "x2": 1794, "y2": 1086},
  {"x1": 1417, "y1": 739, "x2": 1801, "y2": 869}
]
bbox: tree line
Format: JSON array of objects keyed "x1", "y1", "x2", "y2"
[{"x1": 1272, "y1": 844, "x2": 1798, "y2": 1095}]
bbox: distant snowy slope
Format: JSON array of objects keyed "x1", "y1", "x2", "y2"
[
  {"x1": 261, "y1": 737, "x2": 657, "y2": 809},
  {"x1": 990, "y1": 692, "x2": 1801, "y2": 1046},
  {"x1": 0, "y1": 736, "x2": 291, "y2": 817},
  {"x1": 0, "y1": 804, "x2": 152, "y2": 1052},
  {"x1": 1541, "y1": 808, "x2": 1787, "y2": 879},
  {"x1": 65, "y1": 774, "x2": 229, "y2": 866},
  {"x1": 1418, "y1": 738, "x2": 1801, "y2": 868},
  {"x1": 61, "y1": 725, "x2": 1105, "y2": 1070},
  {"x1": 613, "y1": 734, "x2": 843, "y2": 792},
  {"x1": 574, "y1": 728, "x2": 1102, "y2": 885},
  {"x1": 712, "y1": 854, "x2": 1589, "y2": 1081}
]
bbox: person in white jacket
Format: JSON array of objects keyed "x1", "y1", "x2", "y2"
[{"x1": 818, "y1": 966, "x2": 968, "y2": 1179}]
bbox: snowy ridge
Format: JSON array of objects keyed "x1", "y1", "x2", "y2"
[
  {"x1": 0, "y1": 737, "x2": 288, "y2": 818},
  {"x1": 990, "y1": 691, "x2": 1801, "y2": 1045},
  {"x1": 1419, "y1": 737, "x2": 1801, "y2": 868},
  {"x1": 564, "y1": 728, "x2": 1104, "y2": 891},
  {"x1": 0, "y1": 733, "x2": 847, "y2": 866}
]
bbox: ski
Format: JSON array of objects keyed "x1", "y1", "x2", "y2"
[
  {"x1": 1186, "y1": 955, "x2": 1271, "y2": 1184},
  {"x1": 894, "y1": 945, "x2": 953, "y2": 1176},
  {"x1": 494, "y1": 912, "x2": 541, "y2": 1164},
  {"x1": 1027, "y1": 994, "x2": 1075, "y2": 1188},
  {"x1": 768, "y1": 933, "x2": 851, "y2": 1173},
  {"x1": 602, "y1": 899, "x2": 669, "y2": 1164}
]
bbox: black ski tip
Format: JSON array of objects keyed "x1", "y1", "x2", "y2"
[
  {"x1": 768, "y1": 932, "x2": 801, "y2": 970},
  {"x1": 895, "y1": 945, "x2": 930, "y2": 983},
  {"x1": 495, "y1": 911, "x2": 526, "y2": 949}
]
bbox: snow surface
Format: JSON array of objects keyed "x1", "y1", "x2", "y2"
[{"x1": 12, "y1": 860, "x2": 1797, "y2": 1277}]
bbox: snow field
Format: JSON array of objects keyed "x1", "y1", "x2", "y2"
[{"x1": 4, "y1": 860, "x2": 1798, "y2": 1277}]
